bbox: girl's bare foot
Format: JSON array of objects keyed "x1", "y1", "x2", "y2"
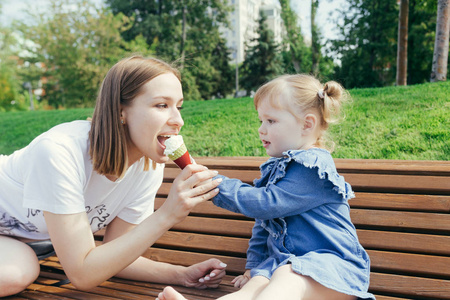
[{"x1": 156, "y1": 286, "x2": 188, "y2": 300}]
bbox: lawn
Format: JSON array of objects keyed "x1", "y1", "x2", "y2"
[{"x1": 1, "y1": 81, "x2": 448, "y2": 160}]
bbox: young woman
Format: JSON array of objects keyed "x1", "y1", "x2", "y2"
[
  {"x1": 0, "y1": 56, "x2": 225, "y2": 297},
  {"x1": 157, "y1": 74, "x2": 375, "y2": 300}
]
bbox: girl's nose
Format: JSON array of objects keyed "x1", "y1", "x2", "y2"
[{"x1": 258, "y1": 123, "x2": 266, "y2": 135}]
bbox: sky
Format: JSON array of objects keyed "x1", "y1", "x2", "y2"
[{"x1": 1, "y1": 0, "x2": 345, "y2": 40}]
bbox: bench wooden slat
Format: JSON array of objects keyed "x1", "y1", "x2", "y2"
[
  {"x1": 155, "y1": 197, "x2": 247, "y2": 219},
  {"x1": 167, "y1": 210, "x2": 450, "y2": 237},
  {"x1": 171, "y1": 216, "x2": 254, "y2": 238},
  {"x1": 169, "y1": 157, "x2": 450, "y2": 176},
  {"x1": 370, "y1": 272, "x2": 450, "y2": 299},
  {"x1": 155, "y1": 231, "x2": 248, "y2": 255},
  {"x1": 350, "y1": 193, "x2": 450, "y2": 212},
  {"x1": 154, "y1": 229, "x2": 450, "y2": 258},
  {"x1": 26, "y1": 283, "x2": 117, "y2": 299},
  {"x1": 368, "y1": 250, "x2": 450, "y2": 277},
  {"x1": 357, "y1": 229, "x2": 450, "y2": 256},
  {"x1": 351, "y1": 209, "x2": 450, "y2": 233},
  {"x1": 343, "y1": 173, "x2": 450, "y2": 194},
  {"x1": 162, "y1": 170, "x2": 450, "y2": 194}
]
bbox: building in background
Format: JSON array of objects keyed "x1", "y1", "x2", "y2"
[{"x1": 221, "y1": 0, "x2": 283, "y2": 64}]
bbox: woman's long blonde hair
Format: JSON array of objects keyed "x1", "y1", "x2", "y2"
[
  {"x1": 89, "y1": 55, "x2": 181, "y2": 178},
  {"x1": 253, "y1": 74, "x2": 349, "y2": 152}
]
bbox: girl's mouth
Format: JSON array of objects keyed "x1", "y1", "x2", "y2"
[{"x1": 262, "y1": 140, "x2": 270, "y2": 148}]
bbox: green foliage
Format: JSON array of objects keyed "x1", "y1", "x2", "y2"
[
  {"x1": 16, "y1": 0, "x2": 152, "y2": 108},
  {"x1": 407, "y1": 0, "x2": 438, "y2": 84},
  {"x1": 240, "y1": 12, "x2": 283, "y2": 93},
  {"x1": 106, "y1": 0, "x2": 233, "y2": 100},
  {"x1": 2, "y1": 82, "x2": 448, "y2": 161},
  {"x1": 278, "y1": 0, "x2": 310, "y2": 73},
  {"x1": 332, "y1": 0, "x2": 398, "y2": 88}
]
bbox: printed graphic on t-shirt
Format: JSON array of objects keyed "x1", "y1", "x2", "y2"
[
  {"x1": 86, "y1": 204, "x2": 110, "y2": 231},
  {"x1": 0, "y1": 210, "x2": 39, "y2": 235}
]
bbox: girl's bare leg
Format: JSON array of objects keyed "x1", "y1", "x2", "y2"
[
  {"x1": 255, "y1": 265, "x2": 357, "y2": 300},
  {"x1": 0, "y1": 235, "x2": 40, "y2": 297},
  {"x1": 156, "y1": 286, "x2": 187, "y2": 300},
  {"x1": 157, "y1": 276, "x2": 269, "y2": 300},
  {"x1": 217, "y1": 276, "x2": 269, "y2": 300}
]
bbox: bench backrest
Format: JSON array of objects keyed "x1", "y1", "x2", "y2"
[{"x1": 104, "y1": 157, "x2": 450, "y2": 300}]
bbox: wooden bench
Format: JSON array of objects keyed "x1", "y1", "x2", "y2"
[{"x1": 9, "y1": 157, "x2": 450, "y2": 300}]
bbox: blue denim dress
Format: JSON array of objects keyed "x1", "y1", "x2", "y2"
[{"x1": 213, "y1": 149, "x2": 375, "y2": 299}]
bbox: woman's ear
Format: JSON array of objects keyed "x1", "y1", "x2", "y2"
[{"x1": 302, "y1": 113, "x2": 317, "y2": 134}]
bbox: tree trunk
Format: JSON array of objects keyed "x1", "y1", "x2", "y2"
[
  {"x1": 396, "y1": 0, "x2": 409, "y2": 85},
  {"x1": 431, "y1": 0, "x2": 450, "y2": 82},
  {"x1": 180, "y1": 4, "x2": 187, "y2": 70},
  {"x1": 311, "y1": 0, "x2": 320, "y2": 75}
]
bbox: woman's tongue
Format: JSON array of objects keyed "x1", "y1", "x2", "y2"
[{"x1": 157, "y1": 136, "x2": 169, "y2": 149}]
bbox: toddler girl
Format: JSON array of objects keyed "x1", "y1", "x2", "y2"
[{"x1": 157, "y1": 74, "x2": 375, "y2": 300}]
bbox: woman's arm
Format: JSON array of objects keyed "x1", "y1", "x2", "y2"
[
  {"x1": 103, "y1": 217, "x2": 226, "y2": 288},
  {"x1": 45, "y1": 164, "x2": 221, "y2": 291}
]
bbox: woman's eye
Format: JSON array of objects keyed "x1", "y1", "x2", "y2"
[
  {"x1": 177, "y1": 106, "x2": 184, "y2": 111},
  {"x1": 156, "y1": 104, "x2": 168, "y2": 109}
]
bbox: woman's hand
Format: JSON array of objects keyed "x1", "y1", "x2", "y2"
[
  {"x1": 181, "y1": 258, "x2": 227, "y2": 289},
  {"x1": 231, "y1": 270, "x2": 251, "y2": 288},
  {"x1": 159, "y1": 164, "x2": 221, "y2": 225}
]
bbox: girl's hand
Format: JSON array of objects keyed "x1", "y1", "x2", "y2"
[
  {"x1": 231, "y1": 270, "x2": 251, "y2": 288},
  {"x1": 159, "y1": 164, "x2": 221, "y2": 225}
]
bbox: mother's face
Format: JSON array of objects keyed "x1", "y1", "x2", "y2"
[{"x1": 121, "y1": 72, "x2": 184, "y2": 165}]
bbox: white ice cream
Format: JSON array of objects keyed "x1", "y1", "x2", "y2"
[{"x1": 164, "y1": 135, "x2": 184, "y2": 155}]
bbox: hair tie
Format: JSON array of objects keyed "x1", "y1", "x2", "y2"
[{"x1": 317, "y1": 89, "x2": 325, "y2": 99}]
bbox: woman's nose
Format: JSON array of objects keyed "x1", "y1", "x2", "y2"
[{"x1": 169, "y1": 108, "x2": 184, "y2": 128}]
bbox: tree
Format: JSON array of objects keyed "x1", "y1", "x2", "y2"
[
  {"x1": 396, "y1": 0, "x2": 409, "y2": 85},
  {"x1": 311, "y1": 0, "x2": 321, "y2": 75},
  {"x1": 18, "y1": 0, "x2": 150, "y2": 108},
  {"x1": 240, "y1": 12, "x2": 283, "y2": 93},
  {"x1": 406, "y1": 0, "x2": 438, "y2": 85},
  {"x1": 431, "y1": 0, "x2": 450, "y2": 82},
  {"x1": 332, "y1": 0, "x2": 398, "y2": 88},
  {"x1": 106, "y1": 0, "x2": 232, "y2": 100},
  {"x1": 278, "y1": 0, "x2": 310, "y2": 73}
]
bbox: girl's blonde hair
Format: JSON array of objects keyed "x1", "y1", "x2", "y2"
[
  {"x1": 89, "y1": 55, "x2": 181, "y2": 178},
  {"x1": 253, "y1": 74, "x2": 348, "y2": 152}
]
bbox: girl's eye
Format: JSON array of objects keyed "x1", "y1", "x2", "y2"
[
  {"x1": 177, "y1": 106, "x2": 184, "y2": 111},
  {"x1": 156, "y1": 104, "x2": 168, "y2": 109},
  {"x1": 268, "y1": 119, "x2": 275, "y2": 124}
]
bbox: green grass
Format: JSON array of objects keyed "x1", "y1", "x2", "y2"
[{"x1": 1, "y1": 81, "x2": 449, "y2": 160}]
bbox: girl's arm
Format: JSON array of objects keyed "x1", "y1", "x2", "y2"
[
  {"x1": 44, "y1": 164, "x2": 221, "y2": 291},
  {"x1": 214, "y1": 162, "x2": 340, "y2": 219}
]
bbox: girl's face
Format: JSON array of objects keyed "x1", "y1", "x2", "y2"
[
  {"x1": 121, "y1": 73, "x2": 184, "y2": 165},
  {"x1": 257, "y1": 98, "x2": 309, "y2": 157}
]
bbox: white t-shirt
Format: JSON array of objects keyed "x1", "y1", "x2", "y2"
[{"x1": 0, "y1": 120, "x2": 164, "y2": 240}]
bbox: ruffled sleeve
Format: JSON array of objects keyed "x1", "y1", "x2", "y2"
[{"x1": 284, "y1": 149, "x2": 355, "y2": 200}]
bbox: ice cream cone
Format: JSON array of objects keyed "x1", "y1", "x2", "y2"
[{"x1": 164, "y1": 135, "x2": 193, "y2": 169}]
